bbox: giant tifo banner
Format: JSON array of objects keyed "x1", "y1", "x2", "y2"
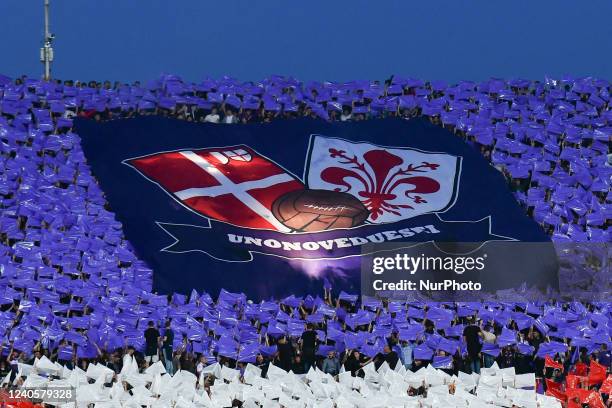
[{"x1": 77, "y1": 117, "x2": 557, "y2": 298}]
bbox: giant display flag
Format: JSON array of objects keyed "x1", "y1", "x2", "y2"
[{"x1": 77, "y1": 117, "x2": 557, "y2": 298}]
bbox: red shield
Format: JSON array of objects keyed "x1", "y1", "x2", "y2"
[{"x1": 127, "y1": 146, "x2": 304, "y2": 231}]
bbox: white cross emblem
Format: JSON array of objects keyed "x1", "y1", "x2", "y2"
[{"x1": 174, "y1": 151, "x2": 292, "y2": 232}]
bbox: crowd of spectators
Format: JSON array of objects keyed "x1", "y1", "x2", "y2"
[
  {"x1": 1, "y1": 289, "x2": 611, "y2": 406},
  {"x1": 6, "y1": 73, "x2": 610, "y2": 243},
  {"x1": 0, "y1": 73, "x2": 609, "y2": 406}
]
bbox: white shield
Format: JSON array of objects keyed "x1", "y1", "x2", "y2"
[{"x1": 305, "y1": 135, "x2": 461, "y2": 224}]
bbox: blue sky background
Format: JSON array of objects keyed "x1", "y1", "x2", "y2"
[{"x1": 1, "y1": 0, "x2": 610, "y2": 83}]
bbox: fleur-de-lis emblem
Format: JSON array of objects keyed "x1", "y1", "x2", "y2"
[{"x1": 321, "y1": 148, "x2": 441, "y2": 220}]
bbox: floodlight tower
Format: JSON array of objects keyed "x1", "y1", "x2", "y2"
[{"x1": 40, "y1": 0, "x2": 54, "y2": 81}]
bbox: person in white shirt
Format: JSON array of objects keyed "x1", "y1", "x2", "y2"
[
  {"x1": 63, "y1": 110, "x2": 77, "y2": 119},
  {"x1": 123, "y1": 346, "x2": 135, "y2": 366},
  {"x1": 195, "y1": 355, "x2": 208, "y2": 377},
  {"x1": 204, "y1": 107, "x2": 220, "y2": 123},
  {"x1": 340, "y1": 107, "x2": 352, "y2": 122},
  {"x1": 223, "y1": 108, "x2": 237, "y2": 124},
  {"x1": 120, "y1": 346, "x2": 137, "y2": 377}
]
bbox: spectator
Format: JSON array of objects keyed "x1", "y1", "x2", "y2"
[
  {"x1": 180, "y1": 352, "x2": 196, "y2": 374},
  {"x1": 593, "y1": 344, "x2": 610, "y2": 369},
  {"x1": 463, "y1": 318, "x2": 483, "y2": 374},
  {"x1": 481, "y1": 325, "x2": 496, "y2": 368},
  {"x1": 144, "y1": 321, "x2": 161, "y2": 364},
  {"x1": 8, "y1": 352, "x2": 19, "y2": 382},
  {"x1": 322, "y1": 351, "x2": 340, "y2": 376},
  {"x1": 123, "y1": 346, "x2": 136, "y2": 369},
  {"x1": 28, "y1": 350, "x2": 42, "y2": 366},
  {"x1": 300, "y1": 324, "x2": 317, "y2": 371},
  {"x1": 528, "y1": 327, "x2": 544, "y2": 353},
  {"x1": 399, "y1": 340, "x2": 413, "y2": 369},
  {"x1": 291, "y1": 355, "x2": 306, "y2": 374},
  {"x1": 255, "y1": 353, "x2": 269, "y2": 378},
  {"x1": 172, "y1": 351, "x2": 182, "y2": 373},
  {"x1": 340, "y1": 107, "x2": 352, "y2": 122},
  {"x1": 424, "y1": 319, "x2": 435, "y2": 335},
  {"x1": 105, "y1": 351, "x2": 122, "y2": 374},
  {"x1": 344, "y1": 350, "x2": 365, "y2": 377},
  {"x1": 204, "y1": 107, "x2": 220, "y2": 123},
  {"x1": 0, "y1": 359, "x2": 10, "y2": 381},
  {"x1": 378, "y1": 345, "x2": 399, "y2": 370},
  {"x1": 195, "y1": 355, "x2": 208, "y2": 378},
  {"x1": 275, "y1": 337, "x2": 293, "y2": 371},
  {"x1": 223, "y1": 107, "x2": 237, "y2": 124},
  {"x1": 162, "y1": 321, "x2": 174, "y2": 374},
  {"x1": 500, "y1": 346, "x2": 517, "y2": 369}
]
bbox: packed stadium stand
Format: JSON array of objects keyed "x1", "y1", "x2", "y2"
[{"x1": 0, "y1": 73, "x2": 609, "y2": 406}]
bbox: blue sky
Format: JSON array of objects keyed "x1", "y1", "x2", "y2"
[{"x1": 1, "y1": 0, "x2": 610, "y2": 83}]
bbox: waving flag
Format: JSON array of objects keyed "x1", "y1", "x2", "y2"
[{"x1": 77, "y1": 117, "x2": 558, "y2": 299}]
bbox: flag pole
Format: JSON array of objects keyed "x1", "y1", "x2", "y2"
[{"x1": 41, "y1": 0, "x2": 54, "y2": 81}]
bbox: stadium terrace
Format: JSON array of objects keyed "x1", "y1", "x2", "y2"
[{"x1": 0, "y1": 73, "x2": 610, "y2": 407}]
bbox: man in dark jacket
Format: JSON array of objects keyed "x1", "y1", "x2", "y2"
[
  {"x1": 144, "y1": 321, "x2": 160, "y2": 364},
  {"x1": 300, "y1": 324, "x2": 317, "y2": 372},
  {"x1": 162, "y1": 320, "x2": 174, "y2": 373},
  {"x1": 383, "y1": 345, "x2": 400, "y2": 369},
  {"x1": 463, "y1": 318, "x2": 483, "y2": 374},
  {"x1": 344, "y1": 350, "x2": 366, "y2": 377},
  {"x1": 276, "y1": 337, "x2": 294, "y2": 371}
]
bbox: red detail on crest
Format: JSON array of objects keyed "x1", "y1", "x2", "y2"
[
  {"x1": 321, "y1": 148, "x2": 441, "y2": 220},
  {"x1": 129, "y1": 146, "x2": 304, "y2": 230}
]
